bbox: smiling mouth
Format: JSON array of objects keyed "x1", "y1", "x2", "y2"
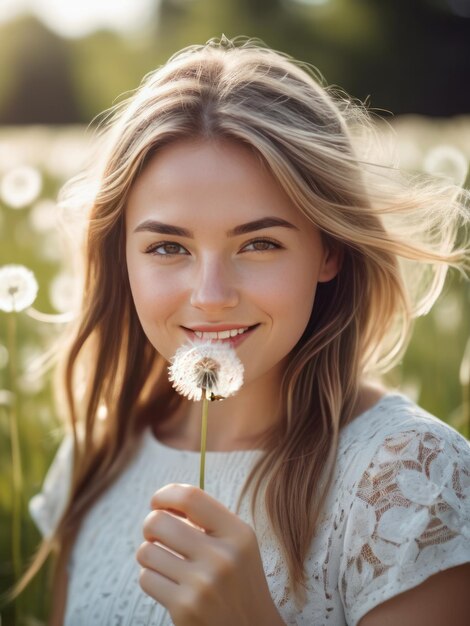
[{"x1": 183, "y1": 324, "x2": 259, "y2": 342}]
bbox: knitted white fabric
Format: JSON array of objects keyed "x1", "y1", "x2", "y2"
[{"x1": 29, "y1": 394, "x2": 470, "y2": 625}]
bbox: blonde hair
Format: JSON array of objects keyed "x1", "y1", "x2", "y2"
[{"x1": 9, "y1": 37, "x2": 469, "y2": 619}]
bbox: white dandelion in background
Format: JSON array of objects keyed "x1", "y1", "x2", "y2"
[
  {"x1": 0, "y1": 264, "x2": 39, "y2": 312},
  {"x1": 0, "y1": 263, "x2": 39, "y2": 583},
  {"x1": 0, "y1": 389, "x2": 14, "y2": 406},
  {"x1": 38, "y1": 231, "x2": 65, "y2": 263},
  {"x1": 44, "y1": 132, "x2": 90, "y2": 180},
  {"x1": 49, "y1": 271, "x2": 79, "y2": 313},
  {"x1": 433, "y1": 292, "x2": 462, "y2": 334},
  {"x1": 29, "y1": 199, "x2": 58, "y2": 233},
  {"x1": 0, "y1": 165, "x2": 42, "y2": 209},
  {"x1": 423, "y1": 145, "x2": 468, "y2": 186},
  {"x1": 168, "y1": 340, "x2": 244, "y2": 489}
]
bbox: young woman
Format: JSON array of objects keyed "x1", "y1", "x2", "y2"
[{"x1": 19, "y1": 39, "x2": 470, "y2": 625}]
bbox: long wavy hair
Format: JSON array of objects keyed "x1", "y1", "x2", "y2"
[{"x1": 10, "y1": 37, "x2": 469, "y2": 621}]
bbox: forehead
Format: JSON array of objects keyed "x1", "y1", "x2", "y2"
[{"x1": 125, "y1": 138, "x2": 317, "y2": 232}]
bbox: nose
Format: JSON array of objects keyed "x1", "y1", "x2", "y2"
[{"x1": 190, "y1": 254, "x2": 239, "y2": 312}]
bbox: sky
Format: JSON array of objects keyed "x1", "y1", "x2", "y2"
[{"x1": 0, "y1": 0, "x2": 159, "y2": 38}]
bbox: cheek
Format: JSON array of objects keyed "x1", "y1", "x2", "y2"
[
  {"x1": 127, "y1": 259, "x2": 184, "y2": 327},
  {"x1": 277, "y1": 282, "x2": 318, "y2": 344},
  {"x1": 250, "y1": 259, "x2": 318, "y2": 327},
  {"x1": 127, "y1": 273, "x2": 183, "y2": 358}
]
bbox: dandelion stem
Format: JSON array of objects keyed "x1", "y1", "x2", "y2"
[
  {"x1": 7, "y1": 312, "x2": 23, "y2": 585},
  {"x1": 199, "y1": 392, "x2": 209, "y2": 491}
]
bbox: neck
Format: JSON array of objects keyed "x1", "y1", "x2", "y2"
[{"x1": 155, "y1": 365, "x2": 284, "y2": 452}]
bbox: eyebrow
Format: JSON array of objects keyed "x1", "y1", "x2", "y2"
[{"x1": 133, "y1": 216, "x2": 298, "y2": 237}]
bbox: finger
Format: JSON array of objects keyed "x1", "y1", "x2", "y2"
[
  {"x1": 151, "y1": 483, "x2": 239, "y2": 536},
  {"x1": 143, "y1": 509, "x2": 210, "y2": 559},
  {"x1": 138, "y1": 565, "x2": 178, "y2": 608},
  {"x1": 136, "y1": 541, "x2": 187, "y2": 584}
]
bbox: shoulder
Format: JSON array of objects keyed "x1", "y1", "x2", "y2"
[
  {"x1": 29, "y1": 433, "x2": 75, "y2": 539},
  {"x1": 333, "y1": 392, "x2": 469, "y2": 508},
  {"x1": 345, "y1": 389, "x2": 463, "y2": 433},
  {"x1": 335, "y1": 393, "x2": 470, "y2": 626},
  {"x1": 339, "y1": 391, "x2": 469, "y2": 467},
  {"x1": 337, "y1": 392, "x2": 470, "y2": 545},
  {"x1": 358, "y1": 562, "x2": 470, "y2": 626}
]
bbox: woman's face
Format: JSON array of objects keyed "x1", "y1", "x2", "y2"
[{"x1": 125, "y1": 138, "x2": 340, "y2": 389}]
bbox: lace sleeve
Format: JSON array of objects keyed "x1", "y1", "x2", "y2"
[
  {"x1": 28, "y1": 434, "x2": 74, "y2": 539},
  {"x1": 340, "y1": 427, "x2": 470, "y2": 626}
]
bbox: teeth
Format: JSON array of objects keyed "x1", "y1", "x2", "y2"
[{"x1": 192, "y1": 327, "x2": 250, "y2": 340}]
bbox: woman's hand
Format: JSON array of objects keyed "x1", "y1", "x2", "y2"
[{"x1": 136, "y1": 483, "x2": 285, "y2": 626}]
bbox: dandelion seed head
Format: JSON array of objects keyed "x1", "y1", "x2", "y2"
[
  {"x1": 432, "y1": 292, "x2": 462, "y2": 334},
  {"x1": 38, "y1": 231, "x2": 65, "y2": 263},
  {"x1": 423, "y1": 145, "x2": 468, "y2": 186},
  {"x1": 168, "y1": 341, "x2": 244, "y2": 401},
  {"x1": 0, "y1": 165, "x2": 42, "y2": 209},
  {"x1": 0, "y1": 389, "x2": 14, "y2": 406},
  {"x1": 29, "y1": 199, "x2": 58, "y2": 233},
  {"x1": 44, "y1": 133, "x2": 90, "y2": 180},
  {"x1": 195, "y1": 356, "x2": 220, "y2": 391},
  {"x1": 49, "y1": 271, "x2": 80, "y2": 313},
  {"x1": 0, "y1": 264, "x2": 39, "y2": 312}
]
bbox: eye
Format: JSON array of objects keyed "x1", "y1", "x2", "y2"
[
  {"x1": 240, "y1": 238, "x2": 283, "y2": 253},
  {"x1": 144, "y1": 241, "x2": 189, "y2": 257}
]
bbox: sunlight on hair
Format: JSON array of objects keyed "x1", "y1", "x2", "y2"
[{"x1": 97, "y1": 404, "x2": 108, "y2": 421}]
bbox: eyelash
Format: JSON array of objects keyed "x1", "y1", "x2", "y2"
[{"x1": 144, "y1": 237, "x2": 283, "y2": 257}]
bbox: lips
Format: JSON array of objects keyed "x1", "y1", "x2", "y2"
[{"x1": 182, "y1": 324, "x2": 259, "y2": 346}]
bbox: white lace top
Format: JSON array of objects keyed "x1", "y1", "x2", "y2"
[{"x1": 29, "y1": 393, "x2": 470, "y2": 626}]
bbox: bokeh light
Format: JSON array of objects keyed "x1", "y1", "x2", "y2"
[
  {"x1": 423, "y1": 145, "x2": 468, "y2": 186},
  {"x1": 0, "y1": 165, "x2": 42, "y2": 209}
]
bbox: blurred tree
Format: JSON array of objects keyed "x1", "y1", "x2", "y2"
[
  {"x1": 153, "y1": 0, "x2": 470, "y2": 116},
  {"x1": 69, "y1": 30, "x2": 155, "y2": 122},
  {"x1": 0, "y1": 16, "x2": 81, "y2": 124},
  {"x1": 0, "y1": 0, "x2": 469, "y2": 123},
  {"x1": 348, "y1": 0, "x2": 470, "y2": 115}
]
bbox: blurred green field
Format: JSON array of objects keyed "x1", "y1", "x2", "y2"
[{"x1": 0, "y1": 119, "x2": 469, "y2": 625}]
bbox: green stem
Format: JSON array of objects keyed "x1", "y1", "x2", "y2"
[
  {"x1": 7, "y1": 312, "x2": 23, "y2": 585},
  {"x1": 199, "y1": 393, "x2": 209, "y2": 491}
]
